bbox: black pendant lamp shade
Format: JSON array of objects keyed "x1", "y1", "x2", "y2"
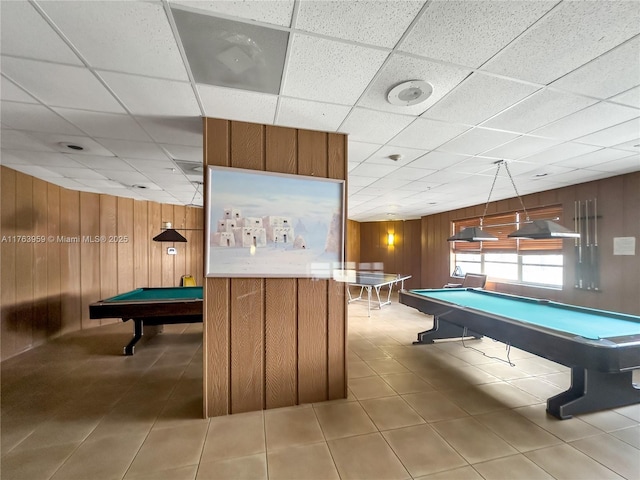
[
  {"x1": 447, "y1": 227, "x2": 498, "y2": 242},
  {"x1": 507, "y1": 219, "x2": 581, "y2": 239},
  {"x1": 153, "y1": 222, "x2": 187, "y2": 242}
]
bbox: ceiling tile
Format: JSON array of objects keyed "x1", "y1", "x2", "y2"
[
  {"x1": 406, "y1": 151, "x2": 469, "y2": 170},
  {"x1": 424, "y1": 72, "x2": 539, "y2": 125},
  {"x1": 296, "y1": 1, "x2": 424, "y2": 48},
  {"x1": 0, "y1": 1, "x2": 82, "y2": 64},
  {"x1": 551, "y1": 37, "x2": 640, "y2": 100},
  {"x1": 438, "y1": 127, "x2": 519, "y2": 155},
  {"x1": 347, "y1": 141, "x2": 382, "y2": 163},
  {"x1": 125, "y1": 158, "x2": 177, "y2": 172},
  {"x1": 28, "y1": 133, "x2": 116, "y2": 157},
  {"x1": 96, "y1": 139, "x2": 170, "y2": 161},
  {"x1": 1, "y1": 101, "x2": 82, "y2": 134},
  {"x1": 348, "y1": 176, "x2": 378, "y2": 188},
  {"x1": 518, "y1": 142, "x2": 602, "y2": 166},
  {"x1": 384, "y1": 167, "x2": 432, "y2": 181},
  {"x1": 340, "y1": 108, "x2": 414, "y2": 144},
  {"x1": 135, "y1": 116, "x2": 203, "y2": 147},
  {"x1": 172, "y1": 8, "x2": 288, "y2": 94},
  {"x1": 532, "y1": 102, "x2": 639, "y2": 141},
  {"x1": 349, "y1": 162, "x2": 399, "y2": 178},
  {"x1": 170, "y1": 0, "x2": 295, "y2": 27},
  {"x1": 99, "y1": 170, "x2": 153, "y2": 186},
  {"x1": 161, "y1": 144, "x2": 202, "y2": 163},
  {"x1": 1, "y1": 77, "x2": 37, "y2": 103},
  {"x1": 389, "y1": 118, "x2": 470, "y2": 150},
  {"x1": 574, "y1": 118, "x2": 640, "y2": 148},
  {"x1": 401, "y1": 179, "x2": 442, "y2": 191},
  {"x1": 363, "y1": 145, "x2": 427, "y2": 167},
  {"x1": 545, "y1": 168, "x2": 617, "y2": 185},
  {"x1": 276, "y1": 97, "x2": 351, "y2": 132},
  {"x1": 348, "y1": 162, "x2": 362, "y2": 172},
  {"x1": 482, "y1": 1, "x2": 640, "y2": 83},
  {"x1": 100, "y1": 72, "x2": 199, "y2": 116},
  {"x1": 75, "y1": 155, "x2": 138, "y2": 171},
  {"x1": 282, "y1": 33, "x2": 389, "y2": 105},
  {"x1": 77, "y1": 178, "x2": 128, "y2": 189},
  {"x1": 198, "y1": 84, "x2": 277, "y2": 124},
  {"x1": 588, "y1": 154, "x2": 640, "y2": 173},
  {"x1": 609, "y1": 86, "x2": 640, "y2": 108},
  {"x1": 1, "y1": 129, "x2": 58, "y2": 152},
  {"x1": 46, "y1": 178, "x2": 89, "y2": 191},
  {"x1": 482, "y1": 88, "x2": 597, "y2": 133},
  {"x1": 399, "y1": 0, "x2": 554, "y2": 68},
  {"x1": 3, "y1": 150, "x2": 83, "y2": 168},
  {"x1": 48, "y1": 167, "x2": 109, "y2": 180},
  {"x1": 550, "y1": 148, "x2": 633, "y2": 169},
  {"x1": 611, "y1": 139, "x2": 640, "y2": 153},
  {"x1": 358, "y1": 53, "x2": 471, "y2": 116},
  {"x1": 483, "y1": 135, "x2": 563, "y2": 161},
  {"x1": 53, "y1": 108, "x2": 152, "y2": 142},
  {"x1": 2, "y1": 58, "x2": 124, "y2": 112},
  {"x1": 40, "y1": 1, "x2": 189, "y2": 80},
  {"x1": 446, "y1": 156, "x2": 500, "y2": 175},
  {"x1": 7, "y1": 164, "x2": 63, "y2": 179}
]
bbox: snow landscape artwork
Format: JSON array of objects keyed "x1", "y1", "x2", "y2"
[{"x1": 205, "y1": 166, "x2": 344, "y2": 278}]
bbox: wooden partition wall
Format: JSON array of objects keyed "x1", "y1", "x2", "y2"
[
  {"x1": 202, "y1": 118, "x2": 347, "y2": 417},
  {"x1": 0, "y1": 165, "x2": 203, "y2": 361}
]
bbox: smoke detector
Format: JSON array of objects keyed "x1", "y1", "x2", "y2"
[{"x1": 387, "y1": 80, "x2": 433, "y2": 106}]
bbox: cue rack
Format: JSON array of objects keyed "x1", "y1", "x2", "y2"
[{"x1": 574, "y1": 198, "x2": 600, "y2": 291}]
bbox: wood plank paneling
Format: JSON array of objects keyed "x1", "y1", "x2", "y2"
[
  {"x1": 298, "y1": 278, "x2": 328, "y2": 404},
  {"x1": 117, "y1": 197, "x2": 134, "y2": 294},
  {"x1": 133, "y1": 200, "x2": 149, "y2": 287},
  {"x1": 266, "y1": 126, "x2": 296, "y2": 174},
  {"x1": 347, "y1": 220, "x2": 360, "y2": 265},
  {"x1": 148, "y1": 202, "x2": 162, "y2": 287},
  {"x1": 1, "y1": 168, "x2": 17, "y2": 357},
  {"x1": 327, "y1": 280, "x2": 346, "y2": 399},
  {"x1": 59, "y1": 188, "x2": 81, "y2": 336},
  {"x1": 205, "y1": 278, "x2": 230, "y2": 417},
  {"x1": 231, "y1": 122, "x2": 264, "y2": 170},
  {"x1": 161, "y1": 203, "x2": 175, "y2": 287},
  {"x1": 14, "y1": 172, "x2": 34, "y2": 352},
  {"x1": 297, "y1": 130, "x2": 327, "y2": 177},
  {"x1": 265, "y1": 279, "x2": 297, "y2": 408},
  {"x1": 47, "y1": 184, "x2": 61, "y2": 336},
  {"x1": 80, "y1": 192, "x2": 100, "y2": 330},
  {"x1": 230, "y1": 278, "x2": 264, "y2": 413},
  {"x1": 99, "y1": 195, "x2": 118, "y2": 325},
  {"x1": 174, "y1": 205, "x2": 187, "y2": 282}
]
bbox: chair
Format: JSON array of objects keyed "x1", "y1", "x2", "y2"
[
  {"x1": 180, "y1": 275, "x2": 196, "y2": 287},
  {"x1": 444, "y1": 273, "x2": 487, "y2": 289}
]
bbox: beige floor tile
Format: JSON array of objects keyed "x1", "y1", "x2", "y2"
[
  {"x1": 328, "y1": 432, "x2": 411, "y2": 480},
  {"x1": 578, "y1": 409, "x2": 639, "y2": 432},
  {"x1": 360, "y1": 396, "x2": 425, "y2": 431},
  {"x1": 124, "y1": 465, "x2": 198, "y2": 480},
  {"x1": 440, "y1": 386, "x2": 508, "y2": 415},
  {"x1": 474, "y1": 382, "x2": 542, "y2": 409},
  {"x1": 265, "y1": 405, "x2": 325, "y2": 451},
  {"x1": 200, "y1": 411, "x2": 265, "y2": 463},
  {"x1": 381, "y1": 372, "x2": 434, "y2": 394},
  {"x1": 196, "y1": 453, "x2": 267, "y2": 480},
  {"x1": 525, "y1": 444, "x2": 624, "y2": 479},
  {"x1": 472, "y1": 454, "x2": 554, "y2": 479},
  {"x1": 365, "y1": 357, "x2": 410, "y2": 375},
  {"x1": 348, "y1": 360, "x2": 377, "y2": 378},
  {"x1": 0, "y1": 442, "x2": 79, "y2": 480},
  {"x1": 610, "y1": 425, "x2": 640, "y2": 448},
  {"x1": 515, "y1": 404, "x2": 604, "y2": 442},
  {"x1": 414, "y1": 466, "x2": 483, "y2": 479},
  {"x1": 126, "y1": 422, "x2": 208, "y2": 477},
  {"x1": 402, "y1": 391, "x2": 469, "y2": 423},
  {"x1": 267, "y1": 442, "x2": 340, "y2": 480},
  {"x1": 508, "y1": 377, "x2": 564, "y2": 401},
  {"x1": 614, "y1": 403, "x2": 640, "y2": 422},
  {"x1": 349, "y1": 375, "x2": 398, "y2": 400},
  {"x1": 51, "y1": 433, "x2": 146, "y2": 480},
  {"x1": 476, "y1": 361, "x2": 532, "y2": 381},
  {"x1": 432, "y1": 417, "x2": 518, "y2": 464},
  {"x1": 475, "y1": 410, "x2": 562, "y2": 452},
  {"x1": 314, "y1": 402, "x2": 377, "y2": 440},
  {"x1": 382, "y1": 424, "x2": 467, "y2": 477},
  {"x1": 571, "y1": 433, "x2": 640, "y2": 479}
]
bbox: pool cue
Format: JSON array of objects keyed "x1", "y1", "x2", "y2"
[
  {"x1": 574, "y1": 201, "x2": 580, "y2": 288},
  {"x1": 585, "y1": 200, "x2": 591, "y2": 289},
  {"x1": 592, "y1": 198, "x2": 599, "y2": 291}
]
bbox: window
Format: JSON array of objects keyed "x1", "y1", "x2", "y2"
[{"x1": 451, "y1": 206, "x2": 565, "y2": 288}]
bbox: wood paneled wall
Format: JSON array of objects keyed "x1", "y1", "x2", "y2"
[
  {"x1": 417, "y1": 171, "x2": 640, "y2": 315},
  {"x1": 357, "y1": 220, "x2": 422, "y2": 290},
  {"x1": 346, "y1": 219, "x2": 360, "y2": 265},
  {"x1": 0, "y1": 166, "x2": 203, "y2": 361},
  {"x1": 202, "y1": 118, "x2": 347, "y2": 417}
]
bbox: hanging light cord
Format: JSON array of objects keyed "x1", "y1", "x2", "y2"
[
  {"x1": 188, "y1": 182, "x2": 201, "y2": 207},
  {"x1": 502, "y1": 161, "x2": 529, "y2": 221},
  {"x1": 480, "y1": 161, "x2": 502, "y2": 223}
]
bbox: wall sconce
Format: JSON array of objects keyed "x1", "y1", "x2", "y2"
[{"x1": 387, "y1": 233, "x2": 395, "y2": 246}]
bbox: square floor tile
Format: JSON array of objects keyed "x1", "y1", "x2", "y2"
[
  {"x1": 314, "y1": 402, "x2": 377, "y2": 440},
  {"x1": 360, "y1": 396, "x2": 426, "y2": 431}
]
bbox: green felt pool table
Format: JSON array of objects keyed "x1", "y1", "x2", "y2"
[
  {"x1": 90, "y1": 287, "x2": 203, "y2": 355},
  {"x1": 399, "y1": 288, "x2": 640, "y2": 419}
]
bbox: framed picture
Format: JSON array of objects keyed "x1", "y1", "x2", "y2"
[{"x1": 205, "y1": 166, "x2": 345, "y2": 278}]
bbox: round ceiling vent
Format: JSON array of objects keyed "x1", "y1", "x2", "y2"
[{"x1": 387, "y1": 80, "x2": 433, "y2": 106}]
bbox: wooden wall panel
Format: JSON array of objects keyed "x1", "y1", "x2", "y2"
[
  {"x1": 266, "y1": 126, "x2": 296, "y2": 174},
  {"x1": 204, "y1": 279, "x2": 230, "y2": 417},
  {"x1": 298, "y1": 278, "x2": 328, "y2": 404},
  {"x1": 14, "y1": 172, "x2": 34, "y2": 353},
  {"x1": 79, "y1": 192, "x2": 100, "y2": 330},
  {"x1": 0, "y1": 166, "x2": 204, "y2": 361},
  {"x1": 133, "y1": 200, "x2": 149, "y2": 287},
  {"x1": 231, "y1": 122, "x2": 264, "y2": 170},
  {"x1": 1, "y1": 168, "x2": 17, "y2": 357},
  {"x1": 47, "y1": 184, "x2": 61, "y2": 336},
  {"x1": 327, "y1": 279, "x2": 346, "y2": 399},
  {"x1": 174, "y1": 205, "x2": 187, "y2": 283},
  {"x1": 148, "y1": 202, "x2": 162, "y2": 287},
  {"x1": 161, "y1": 204, "x2": 175, "y2": 287},
  {"x1": 265, "y1": 279, "x2": 297, "y2": 408},
  {"x1": 59, "y1": 188, "x2": 81, "y2": 336},
  {"x1": 347, "y1": 220, "x2": 360, "y2": 265},
  {"x1": 230, "y1": 278, "x2": 264, "y2": 413},
  {"x1": 298, "y1": 130, "x2": 327, "y2": 177},
  {"x1": 117, "y1": 197, "x2": 134, "y2": 294}
]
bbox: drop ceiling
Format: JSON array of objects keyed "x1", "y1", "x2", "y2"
[{"x1": 1, "y1": 0, "x2": 638, "y2": 221}]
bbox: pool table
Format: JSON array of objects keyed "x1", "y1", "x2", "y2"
[
  {"x1": 399, "y1": 288, "x2": 640, "y2": 419},
  {"x1": 90, "y1": 287, "x2": 203, "y2": 355}
]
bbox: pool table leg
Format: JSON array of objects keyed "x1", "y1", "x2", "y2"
[
  {"x1": 414, "y1": 317, "x2": 482, "y2": 344},
  {"x1": 547, "y1": 367, "x2": 640, "y2": 419},
  {"x1": 124, "y1": 319, "x2": 144, "y2": 356}
]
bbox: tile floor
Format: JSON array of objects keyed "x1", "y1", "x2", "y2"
[{"x1": 2, "y1": 295, "x2": 639, "y2": 479}]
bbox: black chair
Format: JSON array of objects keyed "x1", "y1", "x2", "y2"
[{"x1": 444, "y1": 273, "x2": 487, "y2": 289}]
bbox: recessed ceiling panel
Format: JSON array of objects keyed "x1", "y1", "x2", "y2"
[
  {"x1": 389, "y1": 118, "x2": 470, "y2": 150},
  {"x1": 439, "y1": 127, "x2": 519, "y2": 156},
  {"x1": 610, "y1": 87, "x2": 640, "y2": 108},
  {"x1": 172, "y1": 7, "x2": 288, "y2": 94},
  {"x1": 340, "y1": 108, "x2": 414, "y2": 144},
  {"x1": 276, "y1": 97, "x2": 351, "y2": 132},
  {"x1": 1, "y1": 102, "x2": 82, "y2": 135},
  {"x1": 198, "y1": 84, "x2": 277, "y2": 124},
  {"x1": 1, "y1": 78, "x2": 37, "y2": 104},
  {"x1": 170, "y1": 0, "x2": 295, "y2": 27},
  {"x1": 53, "y1": 108, "x2": 153, "y2": 142}
]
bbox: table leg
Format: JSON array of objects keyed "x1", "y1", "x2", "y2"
[
  {"x1": 124, "y1": 319, "x2": 144, "y2": 356},
  {"x1": 414, "y1": 317, "x2": 482, "y2": 344},
  {"x1": 547, "y1": 367, "x2": 640, "y2": 419}
]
